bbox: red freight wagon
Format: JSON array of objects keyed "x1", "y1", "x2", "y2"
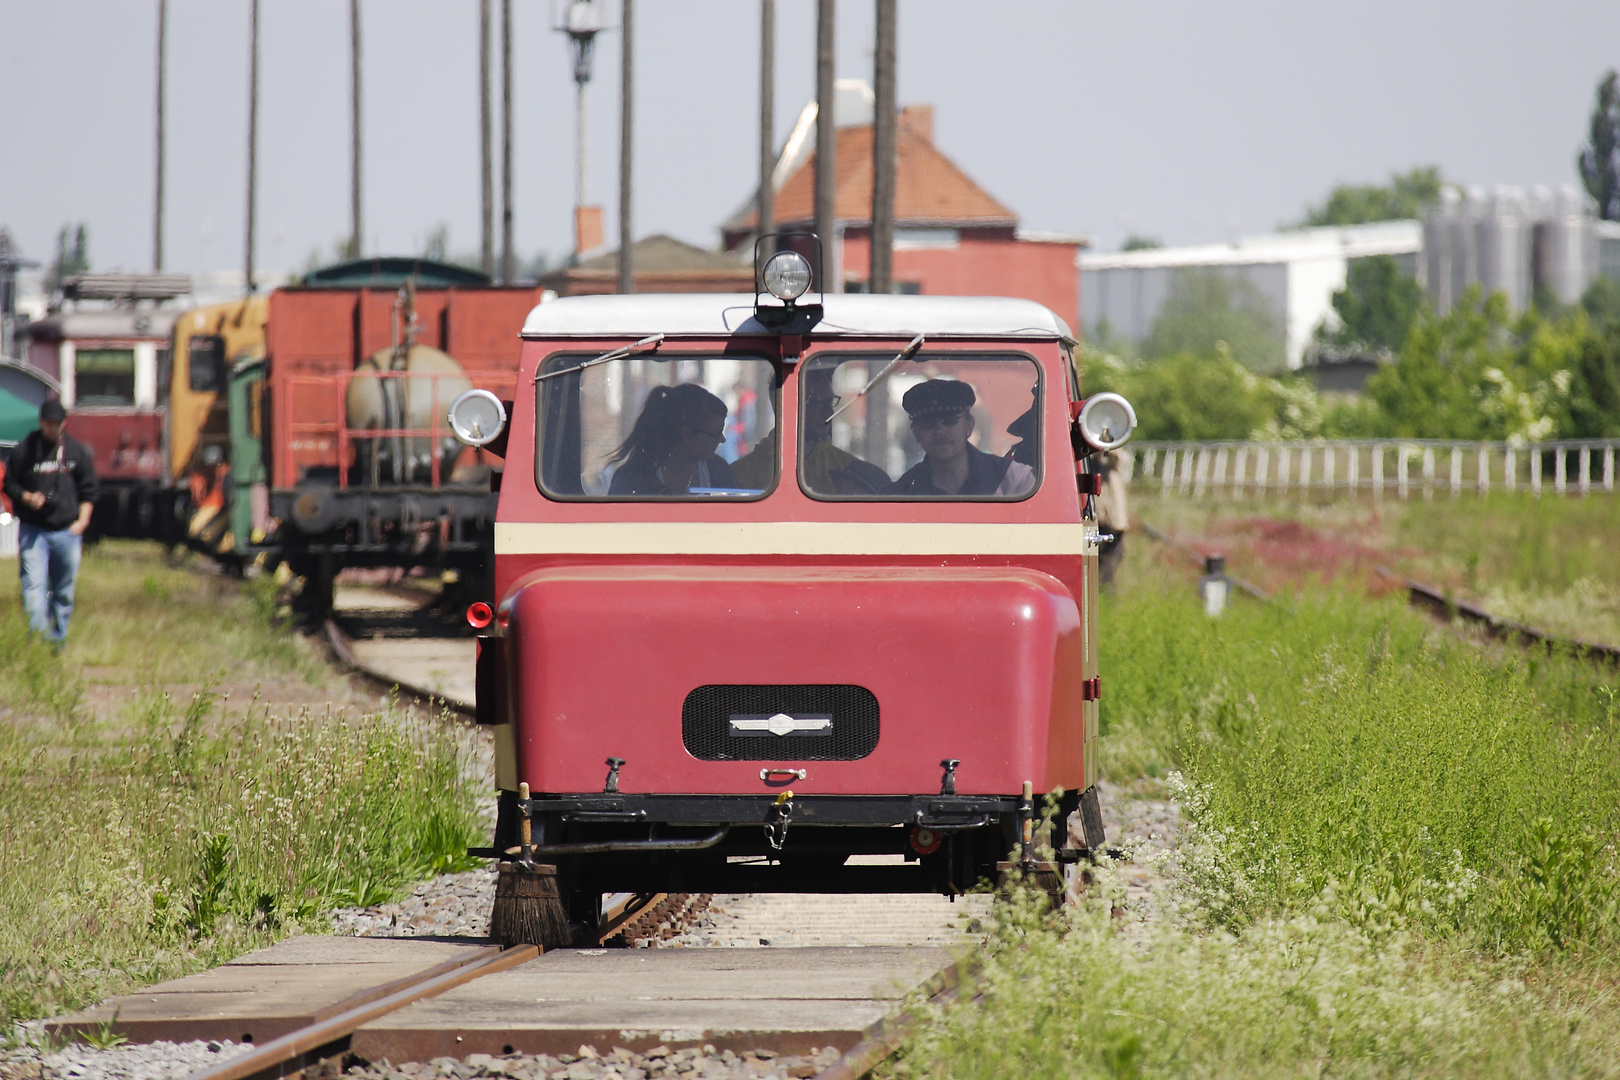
[
  {"x1": 454, "y1": 246, "x2": 1138, "y2": 946},
  {"x1": 261, "y1": 281, "x2": 547, "y2": 598}
]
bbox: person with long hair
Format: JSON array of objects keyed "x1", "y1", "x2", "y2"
[{"x1": 607, "y1": 382, "x2": 738, "y2": 495}]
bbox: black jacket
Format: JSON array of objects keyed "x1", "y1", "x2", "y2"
[
  {"x1": 3, "y1": 430, "x2": 100, "y2": 530},
  {"x1": 888, "y1": 444, "x2": 1016, "y2": 497}
]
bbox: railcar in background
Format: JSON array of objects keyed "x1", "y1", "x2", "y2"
[
  {"x1": 252, "y1": 260, "x2": 547, "y2": 606},
  {"x1": 23, "y1": 280, "x2": 182, "y2": 538},
  {"x1": 166, "y1": 295, "x2": 269, "y2": 555},
  {"x1": 460, "y1": 243, "x2": 1137, "y2": 946},
  {"x1": 156, "y1": 259, "x2": 549, "y2": 604}
]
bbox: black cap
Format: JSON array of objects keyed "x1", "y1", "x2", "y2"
[
  {"x1": 901, "y1": 379, "x2": 975, "y2": 421},
  {"x1": 39, "y1": 399, "x2": 67, "y2": 422}
]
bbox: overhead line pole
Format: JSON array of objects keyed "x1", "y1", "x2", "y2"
[
  {"x1": 479, "y1": 0, "x2": 494, "y2": 276},
  {"x1": 501, "y1": 0, "x2": 514, "y2": 282},
  {"x1": 245, "y1": 0, "x2": 259, "y2": 295},
  {"x1": 870, "y1": 0, "x2": 896, "y2": 295},
  {"x1": 350, "y1": 0, "x2": 363, "y2": 258},
  {"x1": 757, "y1": 0, "x2": 774, "y2": 259},
  {"x1": 814, "y1": 0, "x2": 836, "y2": 292},
  {"x1": 618, "y1": 0, "x2": 634, "y2": 293},
  {"x1": 154, "y1": 0, "x2": 167, "y2": 271}
]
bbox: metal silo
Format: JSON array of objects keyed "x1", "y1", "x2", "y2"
[
  {"x1": 1474, "y1": 186, "x2": 1531, "y2": 312},
  {"x1": 1533, "y1": 184, "x2": 1597, "y2": 305},
  {"x1": 1423, "y1": 187, "x2": 1463, "y2": 314}
]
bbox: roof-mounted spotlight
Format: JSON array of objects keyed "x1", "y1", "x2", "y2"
[
  {"x1": 753, "y1": 231, "x2": 824, "y2": 334},
  {"x1": 762, "y1": 251, "x2": 812, "y2": 302}
]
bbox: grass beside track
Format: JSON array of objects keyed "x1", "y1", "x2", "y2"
[
  {"x1": 1138, "y1": 490, "x2": 1620, "y2": 648},
  {"x1": 0, "y1": 542, "x2": 485, "y2": 1035},
  {"x1": 893, "y1": 550, "x2": 1620, "y2": 1078}
]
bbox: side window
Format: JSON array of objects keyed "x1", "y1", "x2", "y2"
[
  {"x1": 188, "y1": 335, "x2": 227, "y2": 393},
  {"x1": 799, "y1": 352, "x2": 1040, "y2": 500},
  {"x1": 536, "y1": 353, "x2": 778, "y2": 499},
  {"x1": 75, "y1": 348, "x2": 137, "y2": 406}
]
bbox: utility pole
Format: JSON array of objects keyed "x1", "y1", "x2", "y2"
[
  {"x1": 350, "y1": 0, "x2": 363, "y2": 259},
  {"x1": 869, "y1": 0, "x2": 896, "y2": 295},
  {"x1": 814, "y1": 0, "x2": 836, "y2": 292},
  {"x1": 479, "y1": 0, "x2": 494, "y2": 277},
  {"x1": 758, "y1": 0, "x2": 774, "y2": 258},
  {"x1": 245, "y1": 0, "x2": 259, "y2": 295},
  {"x1": 501, "y1": 0, "x2": 514, "y2": 282},
  {"x1": 618, "y1": 0, "x2": 634, "y2": 293},
  {"x1": 154, "y1": 0, "x2": 167, "y2": 271}
]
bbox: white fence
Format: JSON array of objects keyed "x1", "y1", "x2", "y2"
[{"x1": 1133, "y1": 439, "x2": 1620, "y2": 498}]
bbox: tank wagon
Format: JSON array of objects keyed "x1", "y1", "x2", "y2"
[
  {"x1": 161, "y1": 259, "x2": 548, "y2": 602},
  {"x1": 457, "y1": 248, "x2": 1137, "y2": 945}
]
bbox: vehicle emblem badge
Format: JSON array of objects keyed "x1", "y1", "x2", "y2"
[{"x1": 730, "y1": 713, "x2": 833, "y2": 737}]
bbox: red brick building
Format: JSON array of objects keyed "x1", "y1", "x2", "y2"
[{"x1": 723, "y1": 105, "x2": 1087, "y2": 329}]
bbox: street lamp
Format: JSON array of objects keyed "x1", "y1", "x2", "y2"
[{"x1": 558, "y1": 0, "x2": 606, "y2": 256}]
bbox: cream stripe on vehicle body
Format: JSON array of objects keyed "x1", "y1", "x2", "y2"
[{"x1": 495, "y1": 521, "x2": 1093, "y2": 556}]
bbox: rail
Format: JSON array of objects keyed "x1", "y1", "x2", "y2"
[
  {"x1": 179, "y1": 945, "x2": 539, "y2": 1080},
  {"x1": 322, "y1": 618, "x2": 474, "y2": 716},
  {"x1": 1131, "y1": 438, "x2": 1620, "y2": 498}
]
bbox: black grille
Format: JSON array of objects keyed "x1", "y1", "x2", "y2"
[{"x1": 682, "y1": 684, "x2": 880, "y2": 761}]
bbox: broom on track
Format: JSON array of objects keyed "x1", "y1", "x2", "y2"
[{"x1": 489, "y1": 784, "x2": 572, "y2": 949}]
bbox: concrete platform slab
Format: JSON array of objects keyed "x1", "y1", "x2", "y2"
[
  {"x1": 352, "y1": 946, "x2": 949, "y2": 1062},
  {"x1": 48, "y1": 936, "x2": 496, "y2": 1046}
]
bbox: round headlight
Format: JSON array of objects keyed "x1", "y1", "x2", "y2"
[
  {"x1": 762, "y1": 250, "x2": 813, "y2": 301},
  {"x1": 1077, "y1": 392, "x2": 1137, "y2": 452},
  {"x1": 447, "y1": 388, "x2": 507, "y2": 447}
]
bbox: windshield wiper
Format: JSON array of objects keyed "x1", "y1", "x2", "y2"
[
  {"x1": 826, "y1": 333, "x2": 924, "y2": 422},
  {"x1": 534, "y1": 333, "x2": 664, "y2": 382}
]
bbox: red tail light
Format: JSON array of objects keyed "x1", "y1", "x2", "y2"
[{"x1": 466, "y1": 602, "x2": 494, "y2": 629}]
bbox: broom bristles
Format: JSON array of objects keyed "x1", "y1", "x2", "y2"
[{"x1": 490, "y1": 862, "x2": 572, "y2": 950}]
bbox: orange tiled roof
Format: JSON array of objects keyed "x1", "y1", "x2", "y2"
[{"x1": 749, "y1": 122, "x2": 1017, "y2": 229}]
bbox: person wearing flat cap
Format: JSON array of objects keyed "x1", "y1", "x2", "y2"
[
  {"x1": 4, "y1": 400, "x2": 98, "y2": 644},
  {"x1": 887, "y1": 379, "x2": 1035, "y2": 497}
]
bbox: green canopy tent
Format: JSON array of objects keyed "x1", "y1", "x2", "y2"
[{"x1": 0, "y1": 386, "x2": 39, "y2": 446}]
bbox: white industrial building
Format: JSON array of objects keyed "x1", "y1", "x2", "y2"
[
  {"x1": 1080, "y1": 184, "x2": 1620, "y2": 370},
  {"x1": 1080, "y1": 221, "x2": 1420, "y2": 370}
]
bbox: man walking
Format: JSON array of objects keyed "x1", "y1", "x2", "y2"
[{"x1": 4, "y1": 400, "x2": 97, "y2": 644}]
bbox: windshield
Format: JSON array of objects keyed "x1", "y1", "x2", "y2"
[
  {"x1": 536, "y1": 352, "x2": 778, "y2": 499},
  {"x1": 798, "y1": 352, "x2": 1040, "y2": 500}
]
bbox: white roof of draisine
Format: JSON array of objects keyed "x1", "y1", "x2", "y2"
[{"x1": 521, "y1": 293, "x2": 1072, "y2": 340}]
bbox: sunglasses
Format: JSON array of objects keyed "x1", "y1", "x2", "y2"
[{"x1": 910, "y1": 414, "x2": 966, "y2": 432}]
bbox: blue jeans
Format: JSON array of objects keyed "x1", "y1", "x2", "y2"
[{"x1": 18, "y1": 523, "x2": 82, "y2": 643}]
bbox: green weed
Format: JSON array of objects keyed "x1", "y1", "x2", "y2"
[
  {"x1": 1101, "y1": 580, "x2": 1620, "y2": 950},
  {"x1": 899, "y1": 555, "x2": 1620, "y2": 1076},
  {"x1": 890, "y1": 887, "x2": 1620, "y2": 1080},
  {"x1": 0, "y1": 544, "x2": 486, "y2": 1030}
]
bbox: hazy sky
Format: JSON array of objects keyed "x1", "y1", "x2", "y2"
[{"x1": 3, "y1": 1, "x2": 1617, "y2": 278}]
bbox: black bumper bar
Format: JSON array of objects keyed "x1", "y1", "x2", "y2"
[{"x1": 533, "y1": 792, "x2": 1018, "y2": 827}]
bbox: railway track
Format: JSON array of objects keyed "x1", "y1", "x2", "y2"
[
  {"x1": 46, "y1": 887, "x2": 976, "y2": 1080},
  {"x1": 1142, "y1": 519, "x2": 1620, "y2": 667},
  {"x1": 320, "y1": 585, "x2": 478, "y2": 714}
]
